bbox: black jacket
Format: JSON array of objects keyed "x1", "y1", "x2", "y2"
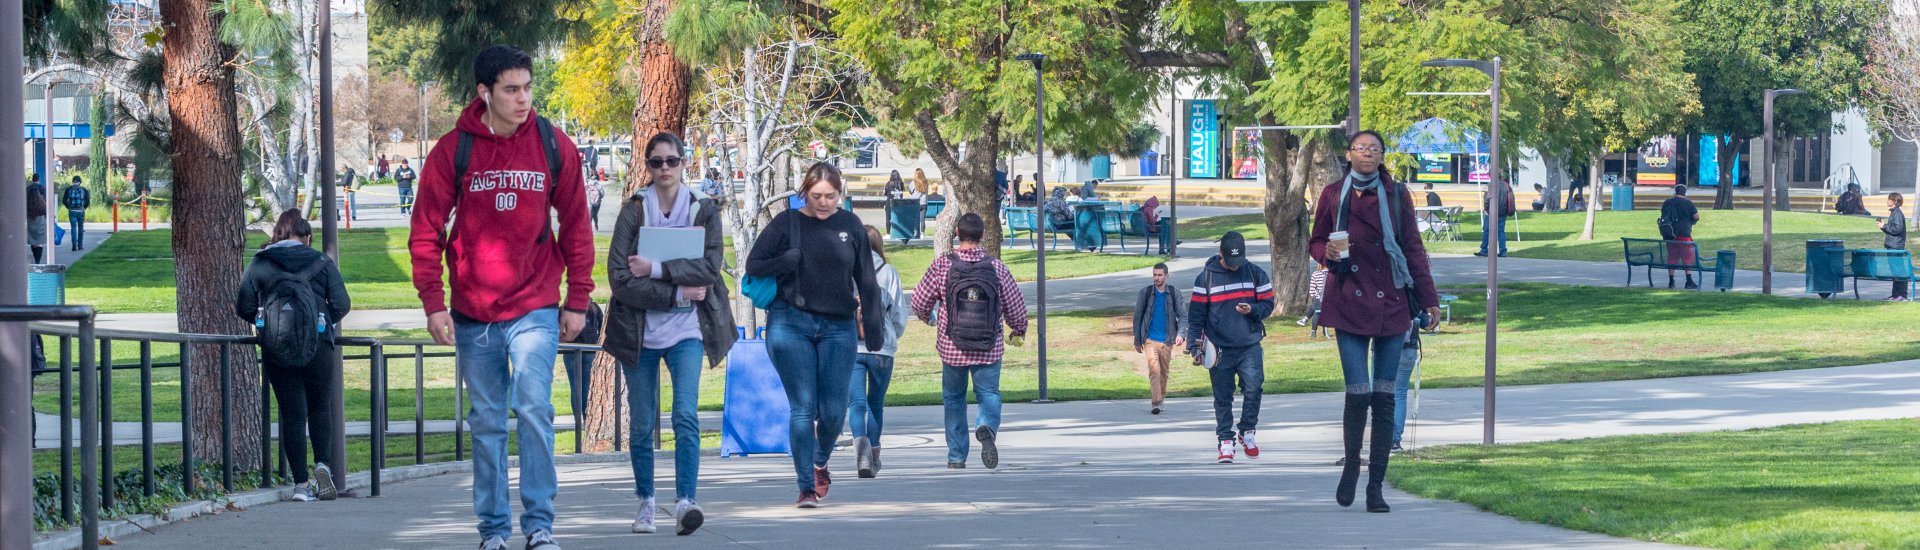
[
  {"x1": 1132, "y1": 284, "x2": 1185, "y2": 348},
  {"x1": 235, "y1": 243, "x2": 352, "y2": 348},
  {"x1": 604, "y1": 187, "x2": 739, "y2": 368},
  {"x1": 1884, "y1": 207, "x2": 1907, "y2": 250},
  {"x1": 1185, "y1": 256, "x2": 1276, "y2": 353}
]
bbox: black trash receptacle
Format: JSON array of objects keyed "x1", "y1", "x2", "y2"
[
  {"x1": 1806, "y1": 239, "x2": 1848, "y2": 298},
  {"x1": 1714, "y1": 250, "x2": 1737, "y2": 291}
]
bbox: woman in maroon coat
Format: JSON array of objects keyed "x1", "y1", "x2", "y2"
[{"x1": 1308, "y1": 130, "x2": 1440, "y2": 514}]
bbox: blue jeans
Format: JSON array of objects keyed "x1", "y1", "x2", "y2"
[
  {"x1": 942, "y1": 361, "x2": 1002, "y2": 463},
  {"x1": 67, "y1": 211, "x2": 83, "y2": 249},
  {"x1": 455, "y1": 307, "x2": 560, "y2": 539},
  {"x1": 398, "y1": 186, "x2": 414, "y2": 214},
  {"x1": 1209, "y1": 345, "x2": 1264, "y2": 441},
  {"x1": 1478, "y1": 215, "x2": 1508, "y2": 255},
  {"x1": 848, "y1": 354, "x2": 894, "y2": 444},
  {"x1": 1335, "y1": 329, "x2": 1408, "y2": 411},
  {"x1": 623, "y1": 338, "x2": 703, "y2": 502},
  {"x1": 765, "y1": 301, "x2": 856, "y2": 493}
]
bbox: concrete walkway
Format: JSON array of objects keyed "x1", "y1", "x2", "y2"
[{"x1": 110, "y1": 358, "x2": 1920, "y2": 549}]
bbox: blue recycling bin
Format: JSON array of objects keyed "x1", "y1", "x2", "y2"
[
  {"x1": 1805, "y1": 239, "x2": 1848, "y2": 297},
  {"x1": 720, "y1": 337, "x2": 791, "y2": 458},
  {"x1": 27, "y1": 265, "x2": 65, "y2": 305},
  {"x1": 1090, "y1": 155, "x2": 1113, "y2": 180},
  {"x1": 888, "y1": 198, "x2": 923, "y2": 242},
  {"x1": 1138, "y1": 151, "x2": 1160, "y2": 176},
  {"x1": 1714, "y1": 250, "x2": 1737, "y2": 291},
  {"x1": 1611, "y1": 184, "x2": 1635, "y2": 211}
]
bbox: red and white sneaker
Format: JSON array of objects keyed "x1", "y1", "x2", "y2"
[
  {"x1": 1217, "y1": 440, "x2": 1236, "y2": 464},
  {"x1": 1240, "y1": 430, "x2": 1260, "y2": 459}
]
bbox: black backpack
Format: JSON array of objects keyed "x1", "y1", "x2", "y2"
[
  {"x1": 441, "y1": 116, "x2": 567, "y2": 277},
  {"x1": 255, "y1": 260, "x2": 332, "y2": 368},
  {"x1": 944, "y1": 254, "x2": 1002, "y2": 352}
]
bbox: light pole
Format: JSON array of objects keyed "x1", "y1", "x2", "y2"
[
  {"x1": 2, "y1": 0, "x2": 35, "y2": 544},
  {"x1": 1016, "y1": 53, "x2": 1052, "y2": 403},
  {"x1": 1414, "y1": 57, "x2": 1502, "y2": 445},
  {"x1": 1168, "y1": 72, "x2": 1178, "y2": 258},
  {"x1": 1761, "y1": 88, "x2": 1804, "y2": 295},
  {"x1": 316, "y1": 4, "x2": 349, "y2": 494}
]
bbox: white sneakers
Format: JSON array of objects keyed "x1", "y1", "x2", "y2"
[
  {"x1": 1217, "y1": 440, "x2": 1236, "y2": 464},
  {"x1": 631, "y1": 498, "x2": 657, "y2": 534},
  {"x1": 674, "y1": 499, "x2": 704, "y2": 536}
]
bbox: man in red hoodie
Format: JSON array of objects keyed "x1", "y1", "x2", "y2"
[{"x1": 408, "y1": 45, "x2": 594, "y2": 550}]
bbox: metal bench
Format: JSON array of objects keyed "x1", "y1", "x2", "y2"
[
  {"x1": 1620, "y1": 238, "x2": 1735, "y2": 291},
  {"x1": 1847, "y1": 249, "x2": 1917, "y2": 300}
]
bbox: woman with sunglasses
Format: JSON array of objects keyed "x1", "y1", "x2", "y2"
[
  {"x1": 746, "y1": 162, "x2": 885, "y2": 508},
  {"x1": 605, "y1": 131, "x2": 738, "y2": 535},
  {"x1": 1308, "y1": 131, "x2": 1440, "y2": 514}
]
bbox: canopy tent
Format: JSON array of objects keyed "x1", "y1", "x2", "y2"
[{"x1": 1392, "y1": 117, "x2": 1487, "y2": 155}]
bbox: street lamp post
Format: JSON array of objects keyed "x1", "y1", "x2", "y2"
[
  {"x1": 1016, "y1": 53, "x2": 1052, "y2": 403},
  {"x1": 316, "y1": 5, "x2": 349, "y2": 494},
  {"x1": 1761, "y1": 88, "x2": 1804, "y2": 295},
  {"x1": 3, "y1": 0, "x2": 34, "y2": 545},
  {"x1": 1414, "y1": 57, "x2": 1502, "y2": 445}
]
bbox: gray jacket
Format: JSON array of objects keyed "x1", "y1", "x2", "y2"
[
  {"x1": 1132, "y1": 284, "x2": 1186, "y2": 348},
  {"x1": 857, "y1": 252, "x2": 910, "y2": 357},
  {"x1": 604, "y1": 187, "x2": 738, "y2": 367},
  {"x1": 1885, "y1": 208, "x2": 1907, "y2": 250}
]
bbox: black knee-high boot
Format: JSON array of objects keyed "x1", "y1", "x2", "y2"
[
  {"x1": 1366, "y1": 389, "x2": 1395, "y2": 513},
  {"x1": 1335, "y1": 393, "x2": 1368, "y2": 507}
]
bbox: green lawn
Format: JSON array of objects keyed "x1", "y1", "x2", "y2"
[
  {"x1": 882, "y1": 244, "x2": 1167, "y2": 288},
  {"x1": 67, "y1": 229, "x2": 1164, "y2": 313},
  {"x1": 1425, "y1": 209, "x2": 1901, "y2": 273},
  {"x1": 1396, "y1": 419, "x2": 1920, "y2": 549},
  {"x1": 1178, "y1": 213, "x2": 1270, "y2": 242},
  {"x1": 41, "y1": 283, "x2": 1920, "y2": 424}
]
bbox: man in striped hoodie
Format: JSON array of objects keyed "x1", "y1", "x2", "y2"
[{"x1": 1186, "y1": 231, "x2": 1275, "y2": 464}]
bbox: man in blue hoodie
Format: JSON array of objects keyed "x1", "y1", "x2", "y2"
[{"x1": 1186, "y1": 231, "x2": 1275, "y2": 464}]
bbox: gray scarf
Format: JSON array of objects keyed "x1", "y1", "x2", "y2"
[{"x1": 1341, "y1": 170, "x2": 1414, "y2": 289}]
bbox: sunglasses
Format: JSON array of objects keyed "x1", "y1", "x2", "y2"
[{"x1": 646, "y1": 156, "x2": 685, "y2": 169}]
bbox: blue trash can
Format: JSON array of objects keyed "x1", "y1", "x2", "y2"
[
  {"x1": 888, "y1": 198, "x2": 923, "y2": 242},
  {"x1": 1714, "y1": 250, "x2": 1737, "y2": 291},
  {"x1": 1091, "y1": 155, "x2": 1112, "y2": 180},
  {"x1": 1611, "y1": 184, "x2": 1635, "y2": 211},
  {"x1": 1806, "y1": 239, "x2": 1847, "y2": 298},
  {"x1": 27, "y1": 265, "x2": 65, "y2": 305}
]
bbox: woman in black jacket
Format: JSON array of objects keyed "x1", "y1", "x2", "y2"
[
  {"x1": 603, "y1": 132, "x2": 737, "y2": 535},
  {"x1": 1882, "y1": 193, "x2": 1908, "y2": 301},
  {"x1": 235, "y1": 209, "x2": 350, "y2": 502}
]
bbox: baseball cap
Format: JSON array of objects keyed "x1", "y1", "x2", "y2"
[{"x1": 1219, "y1": 231, "x2": 1248, "y2": 269}]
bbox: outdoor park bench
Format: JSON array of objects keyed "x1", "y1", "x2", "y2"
[
  {"x1": 1846, "y1": 249, "x2": 1917, "y2": 300},
  {"x1": 1620, "y1": 238, "x2": 1736, "y2": 291},
  {"x1": 1109, "y1": 207, "x2": 1176, "y2": 256}
]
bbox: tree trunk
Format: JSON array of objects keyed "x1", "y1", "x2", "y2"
[
  {"x1": 1772, "y1": 137, "x2": 1793, "y2": 211},
  {"x1": 1263, "y1": 129, "x2": 1335, "y2": 317},
  {"x1": 1713, "y1": 134, "x2": 1744, "y2": 210},
  {"x1": 1581, "y1": 152, "x2": 1601, "y2": 240},
  {"x1": 926, "y1": 127, "x2": 1005, "y2": 258},
  {"x1": 580, "y1": 0, "x2": 691, "y2": 454},
  {"x1": 161, "y1": 0, "x2": 261, "y2": 466},
  {"x1": 1541, "y1": 154, "x2": 1566, "y2": 212}
]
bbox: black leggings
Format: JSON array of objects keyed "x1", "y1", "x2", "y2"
[{"x1": 265, "y1": 351, "x2": 336, "y2": 484}]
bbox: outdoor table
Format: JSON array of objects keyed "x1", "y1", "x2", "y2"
[{"x1": 1071, "y1": 202, "x2": 1108, "y2": 251}]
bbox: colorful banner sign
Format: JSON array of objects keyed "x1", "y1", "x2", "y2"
[
  {"x1": 1468, "y1": 154, "x2": 1491, "y2": 184},
  {"x1": 1231, "y1": 129, "x2": 1262, "y2": 179},
  {"x1": 1696, "y1": 134, "x2": 1742, "y2": 187},
  {"x1": 1636, "y1": 135, "x2": 1678, "y2": 186},
  {"x1": 1416, "y1": 154, "x2": 1455, "y2": 183},
  {"x1": 1187, "y1": 100, "x2": 1219, "y2": 179}
]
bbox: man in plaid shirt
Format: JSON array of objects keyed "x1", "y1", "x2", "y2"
[{"x1": 910, "y1": 213, "x2": 1028, "y2": 469}]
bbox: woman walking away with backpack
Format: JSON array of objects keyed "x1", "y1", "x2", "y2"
[
  {"x1": 1309, "y1": 131, "x2": 1440, "y2": 514},
  {"x1": 746, "y1": 162, "x2": 885, "y2": 509},
  {"x1": 604, "y1": 132, "x2": 737, "y2": 535},
  {"x1": 849, "y1": 225, "x2": 908, "y2": 479},
  {"x1": 235, "y1": 209, "x2": 351, "y2": 502}
]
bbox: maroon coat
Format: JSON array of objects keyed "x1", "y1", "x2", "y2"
[{"x1": 1309, "y1": 174, "x2": 1440, "y2": 337}]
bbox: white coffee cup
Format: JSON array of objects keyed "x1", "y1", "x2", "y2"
[{"x1": 1329, "y1": 231, "x2": 1351, "y2": 259}]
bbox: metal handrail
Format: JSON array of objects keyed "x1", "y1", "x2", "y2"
[{"x1": 17, "y1": 317, "x2": 617, "y2": 550}]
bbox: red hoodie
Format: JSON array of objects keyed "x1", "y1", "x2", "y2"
[{"x1": 409, "y1": 99, "x2": 595, "y2": 322}]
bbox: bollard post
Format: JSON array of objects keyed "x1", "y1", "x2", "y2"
[
  {"x1": 140, "y1": 197, "x2": 148, "y2": 231},
  {"x1": 111, "y1": 199, "x2": 118, "y2": 233}
]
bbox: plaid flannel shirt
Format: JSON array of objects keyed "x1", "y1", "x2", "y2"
[{"x1": 909, "y1": 247, "x2": 1028, "y2": 367}]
